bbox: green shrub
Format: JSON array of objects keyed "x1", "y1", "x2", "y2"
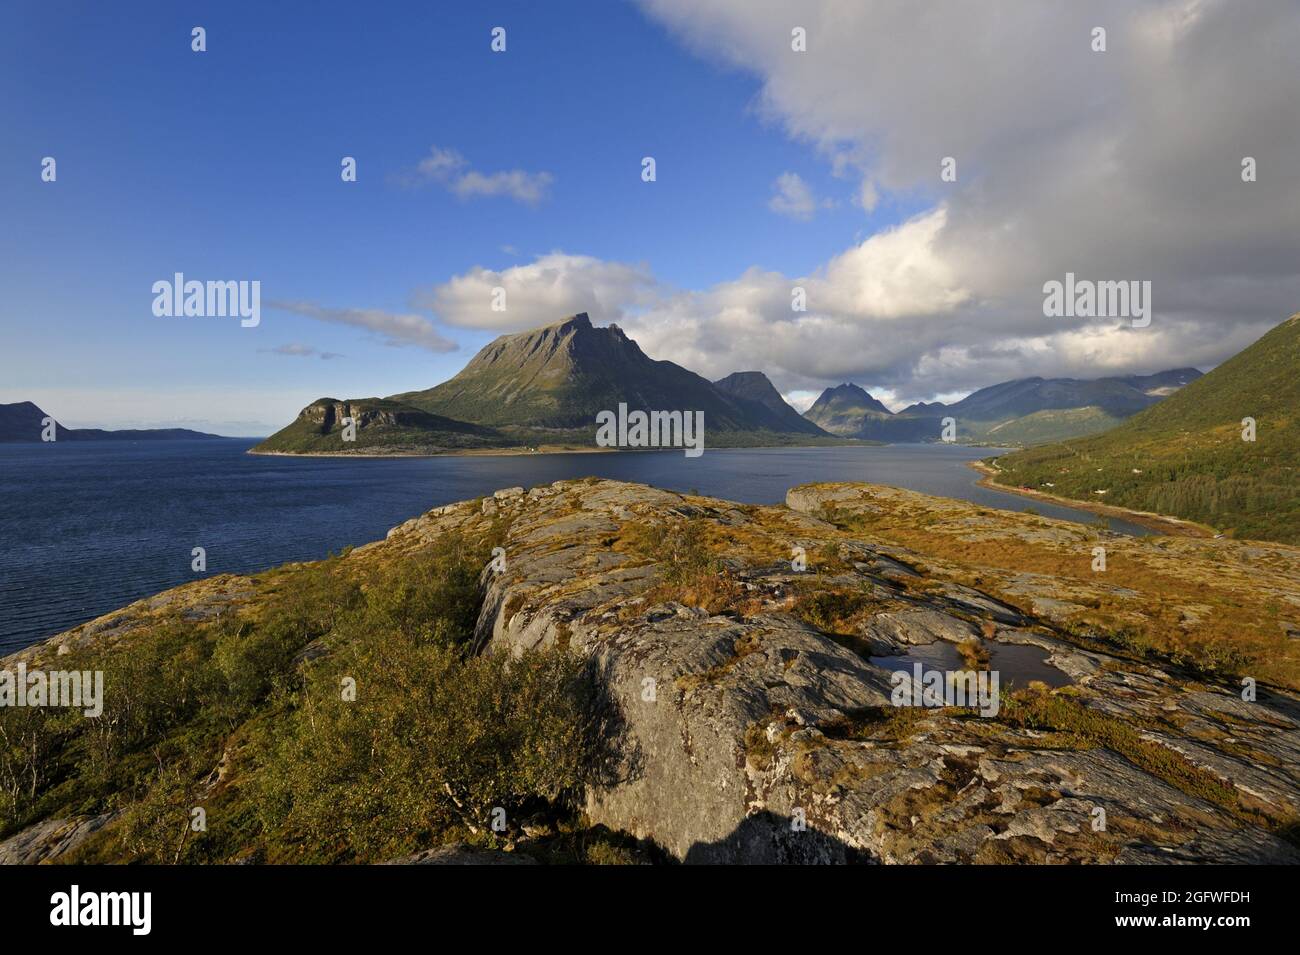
[
  {"x1": 253, "y1": 598, "x2": 607, "y2": 861},
  {"x1": 3, "y1": 525, "x2": 613, "y2": 863}
]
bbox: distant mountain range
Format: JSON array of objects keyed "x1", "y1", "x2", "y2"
[
  {"x1": 803, "y1": 369, "x2": 1203, "y2": 445},
  {"x1": 255, "y1": 313, "x2": 851, "y2": 454},
  {"x1": 993, "y1": 313, "x2": 1300, "y2": 544},
  {"x1": 0, "y1": 402, "x2": 220, "y2": 443}
]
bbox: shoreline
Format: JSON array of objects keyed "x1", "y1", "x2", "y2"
[
  {"x1": 245, "y1": 440, "x2": 870, "y2": 460},
  {"x1": 968, "y1": 460, "x2": 1216, "y2": 538},
  {"x1": 246, "y1": 444, "x2": 618, "y2": 459}
]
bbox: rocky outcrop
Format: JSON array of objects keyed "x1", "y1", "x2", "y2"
[
  {"x1": 0, "y1": 812, "x2": 121, "y2": 865},
  {"x1": 301, "y1": 400, "x2": 412, "y2": 433},
  {"x1": 378, "y1": 478, "x2": 1300, "y2": 864}
]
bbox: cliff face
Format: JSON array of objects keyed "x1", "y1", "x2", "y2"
[
  {"x1": 253, "y1": 396, "x2": 502, "y2": 454},
  {"x1": 7, "y1": 480, "x2": 1300, "y2": 864},
  {"x1": 299, "y1": 398, "x2": 475, "y2": 433}
]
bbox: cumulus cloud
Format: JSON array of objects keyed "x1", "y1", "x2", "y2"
[
  {"x1": 268, "y1": 300, "x2": 458, "y2": 353},
  {"x1": 622, "y1": 0, "x2": 1300, "y2": 401},
  {"x1": 414, "y1": 253, "x2": 659, "y2": 331},
  {"x1": 818, "y1": 207, "x2": 968, "y2": 318},
  {"x1": 395, "y1": 146, "x2": 553, "y2": 205}
]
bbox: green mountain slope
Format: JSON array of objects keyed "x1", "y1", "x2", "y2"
[
  {"x1": 255, "y1": 314, "x2": 856, "y2": 454},
  {"x1": 975, "y1": 406, "x2": 1124, "y2": 446},
  {"x1": 993, "y1": 314, "x2": 1300, "y2": 543}
]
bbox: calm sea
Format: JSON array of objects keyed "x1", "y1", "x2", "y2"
[{"x1": 0, "y1": 439, "x2": 1146, "y2": 653}]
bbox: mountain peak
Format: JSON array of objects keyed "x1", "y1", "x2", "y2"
[
  {"x1": 713, "y1": 371, "x2": 781, "y2": 404},
  {"x1": 715, "y1": 370, "x2": 773, "y2": 388},
  {"x1": 802, "y1": 382, "x2": 894, "y2": 436},
  {"x1": 811, "y1": 382, "x2": 891, "y2": 413},
  {"x1": 548, "y1": 312, "x2": 592, "y2": 332},
  {"x1": 388, "y1": 314, "x2": 826, "y2": 435},
  {"x1": 713, "y1": 371, "x2": 828, "y2": 436}
]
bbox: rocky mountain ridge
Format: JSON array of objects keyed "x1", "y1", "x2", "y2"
[{"x1": 805, "y1": 370, "x2": 1203, "y2": 445}]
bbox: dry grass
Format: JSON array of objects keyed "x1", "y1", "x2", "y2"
[{"x1": 813, "y1": 494, "x2": 1300, "y2": 690}]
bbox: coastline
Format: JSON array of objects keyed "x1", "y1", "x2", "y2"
[
  {"x1": 246, "y1": 444, "x2": 618, "y2": 459},
  {"x1": 245, "y1": 440, "x2": 869, "y2": 460},
  {"x1": 969, "y1": 459, "x2": 1216, "y2": 538}
]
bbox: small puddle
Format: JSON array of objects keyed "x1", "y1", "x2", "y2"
[
  {"x1": 870, "y1": 641, "x2": 964, "y2": 678},
  {"x1": 987, "y1": 642, "x2": 1072, "y2": 689},
  {"x1": 870, "y1": 640, "x2": 1071, "y2": 690}
]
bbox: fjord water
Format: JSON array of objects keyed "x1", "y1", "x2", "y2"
[{"x1": 0, "y1": 439, "x2": 1146, "y2": 653}]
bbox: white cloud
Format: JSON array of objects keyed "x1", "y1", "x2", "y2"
[
  {"x1": 260, "y1": 343, "x2": 345, "y2": 360},
  {"x1": 782, "y1": 389, "x2": 820, "y2": 413},
  {"x1": 268, "y1": 300, "x2": 458, "y2": 353},
  {"x1": 817, "y1": 206, "x2": 968, "y2": 319},
  {"x1": 855, "y1": 178, "x2": 878, "y2": 213},
  {"x1": 767, "y1": 172, "x2": 827, "y2": 220},
  {"x1": 416, "y1": 253, "x2": 659, "y2": 331},
  {"x1": 418, "y1": 224, "x2": 1271, "y2": 407},
  {"x1": 415, "y1": 212, "x2": 967, "y2": 396},
  {"x1": 453, "y1": 169, "x2": 553, "y2": 204},
  {"x1": 397, "y1": 145, "x2": 553, "y2": 206}
]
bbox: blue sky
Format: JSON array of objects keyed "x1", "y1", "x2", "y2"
[
  {"x1": 4, "y1": 1, "x2": 1297, "y2": 433},
  {"x1": 0, "y1": 1, "x2": 903, "y2": 433}
]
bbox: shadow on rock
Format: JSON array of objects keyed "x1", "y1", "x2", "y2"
[
  {"x1": 580, "y1": 652, "x2": 645, "y2": 792},
  {"x1": 684, "y1": 810, "x2": 872, "y2": 864}
]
